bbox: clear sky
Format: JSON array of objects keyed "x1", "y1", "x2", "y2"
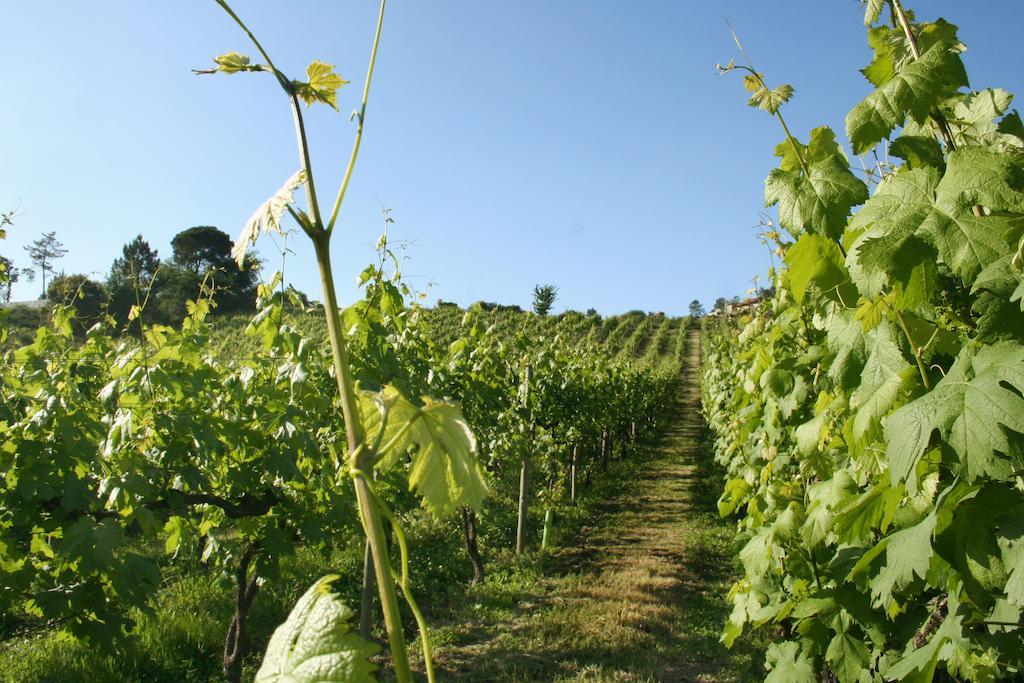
[{"x1": 3, "y1": 1, "x2": 1023, "y2": 315}]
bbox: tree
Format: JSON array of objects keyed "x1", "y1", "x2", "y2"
[
  {"x1": 170, "y1": 226, "x2": 259, "y2": 315},
  {"x1": 171, "y1": 226, "x2": 233, "y2": 274},
  {"x1": 712, "y1": 297, "x2": 728, "y2": 313},
  {"x1": 107, "y1": 235, "x2": 163, "y2": 328},
  {"x1": 532, "y1": 284, "x2": 558, "y2": 316},
  {"x1": 688, "y1": 299, "x2": 705, "y2": 318},
  {"x1": 24, "y1": 231, "x2": 67, "y2": 296},
  {"x1": 47, "y1": 274, "x2": 107, "y2": 335},
  {"x1": 151, "y1": 266, "x2": 202, "y2": 324},
  {"x1": 0, "y1": 255, "x2": 34, "y2": 303}
]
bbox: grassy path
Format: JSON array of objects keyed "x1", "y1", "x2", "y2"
[{"x1": 431, "y1": 330, "x2": 763, "y2": 681}]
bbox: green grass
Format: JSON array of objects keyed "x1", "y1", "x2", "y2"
[{"x1": 0, "y1": 542, "x2": 366, "y2": 682}]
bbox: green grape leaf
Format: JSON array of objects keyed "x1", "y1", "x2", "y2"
[
  {"x1": 884, "y1": 348, "x2": 970, "y2": 483},
  {"x1": 293, "y1": 61, "x2": 349, "y2": 110},
  {"x1": 795, "y1": 411, "x2": 827, "y2": 457},
  {"x1": 739, "y1": 529, "x2": 772, "y2": 579},
  {"x1": 861, "y1": 26, "x2": 900, "y2": 88},
  {"x1": 935, "y1": 146, "x2": 1024, "y2": 214},
  {"x1": 785, "y1": 234, "x2": 853, "y2": 304},
  {"x1": 973, "y1": 255, "x2": 1024, "y2": 313},
  {"x1": 255, "y1": 575, "x2": 378, "y2": 683},
  {"x1": 847, "y1": 169, "x2": 940, "y2": 298},
  {"x1": 212, "y1": 51, "x2": 265, "y2": 74},
  {"x1": 766, "y1": 157, "x2": 868, "y2": 241},
  {"x1": 360, "y1": 386, "x2": 488, "y2": 517},
  {"x1": 234, "y1": 170, "x2": 307, "y2": 267},
  {"x1": 850, "y1": 322, "x2": 914, "y2": 449},
  {"x1": 949, "y1": 89, "x2": 1023, "y2": 151},
  {"x1": 825, "y1": 307, "x2": 868, "y2": 390},
  {"x1": 971, "y1": 283, "x2": 1024, "y2": 344},
  {"x1": 834, "y1": 481, "x2": 902, "y2": 544},
  {"x1": 934, "y1": 485, "x2": 1015, "y2": 608},
  {"x1": 999, "y1": 110, "x2": 1024, "y2": 149},
  {"x1": 924, "y1": 213, "x2": 1015, "y2": 290},
  {"x1": 1003, "y1": 517, "x2": 1024, "y2": 606},
  {"x1": 765, "y1": 641, "x2": 816, "y2": 683},
  {"x1": 847, "y1": 41, "x2": 968, "y2": 154},
  {"x1": 718, "y1": 477, "x2": 752, "y2": 517},
  {"x1": 826, "y1": 631, "x2": 872, "y2": 683},
  {"x1": 889, "y1": 134, "x2": 945, "y2": 170},
  {"x1": 885, "y1": 342, "x2": 1024, "y2": 483},
  {"x1": 946, "y1": 342, "x2": 1024, "y2": 480},
  {"x1": 884, "y1": 597, "x2": 965, "y2": 682},
  {"x1": 849, "y1": 153, "x2": 1021, "y2": 293},
  {"x1": 861, "y1": 21, "x2": 961, "y2": 89},
  {"x1": 749, "y1": 84, "x2": 794, "y2": 115},
  {"x1": 774, "y1": 126, "x2": 847, "y2": 173},
  {"x1": 742, "y1": 73, "x2": 793, "y2": 114},
  {"x1": 870, "y1": 508, "x2": 936, "y2": 604},
  {"x1": 802, "y1": 471, "x2": 857, "y2": 546}
]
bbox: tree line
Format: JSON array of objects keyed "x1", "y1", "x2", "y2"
[{"x1": 2, "y1": 225, "x2": 261, "y2": 332}]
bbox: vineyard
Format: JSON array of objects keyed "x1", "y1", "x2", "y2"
[
  {"x1": 0, "y1": 265, "x2": 688, "y2": 680},
  {"x1": 2, "y1": 1, "x2": 1023, "y2": 682}
]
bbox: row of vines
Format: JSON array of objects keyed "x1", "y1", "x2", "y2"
[
  {"x1": 702, "y1": 2, "x2": 1024, "y2": 681},
  {"x1": 0, "y1": 234, "x2": 684, "y2": 680}
]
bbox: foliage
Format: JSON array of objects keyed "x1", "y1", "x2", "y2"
[
  {"x1": 171, "y1": 226, "x2": 259, "y2": 315},
  {"x1": 45, "y1": 273, "x2": 107, "y2": 334},
  {"x1": 0, "y1": 254, "x2": 34, "y2": 304},
  {"x1": 531, "y1": 284, "x2": 558, "y2": 316},
  {"x1": 106, "y1": 235, "x2": 162, "y2": 328},
  {"x1": 705, "y1": 5, "x2": 1024, "y2": 681},
  {"x1": 254, "y1": 576, "x2": 377, "y2": 683},
  {"x1": 23, "y1": 231, "x2": 67, "y2": 297}
]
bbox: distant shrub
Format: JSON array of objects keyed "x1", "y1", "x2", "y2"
[{"x1": 472, "y1": 301, "x2": 499, "y2": 311}]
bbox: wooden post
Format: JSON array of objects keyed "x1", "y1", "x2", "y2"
[
  {"x1": 570, "y1": 443, "x2": 578, "y2": 503},
  {"x1": 516, "y1": 364, "x2": 533, "y2": 555},
  {"x1": 541, "y1": 508, "x2": 554, "y2": 549},
  {"x1": 600, "y1": 428, "x2": 608, "y2": 472}
]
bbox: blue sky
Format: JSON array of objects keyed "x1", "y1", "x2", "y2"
[{"x1": 3, "y1": 1, "x2": 1023, "y2": 315}]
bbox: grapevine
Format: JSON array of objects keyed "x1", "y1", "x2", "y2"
[{"x1": 704, "y1": 3, "x2": 1024, "y2": 680}]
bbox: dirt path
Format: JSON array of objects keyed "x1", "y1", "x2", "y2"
[{"x1": 432, "y1": 330, "x2": 762, "y2": 682}]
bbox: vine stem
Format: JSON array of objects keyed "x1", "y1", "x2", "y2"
[
  {"x1": 889, "y1": 0, "x2": 959, "y2": 155},
  {"x1": 352, "y1": 468, "x2": 436, "y2": 683},
  {"x1": 212, "y1": 2, "x2": 412, "y2": 680},
  {"x1": 895, "y1": 309, "x2": 932, "y2": 390},
  {"x1": 889, "y1": 0, "x2": 985, "y2": 219},
  {"x1": 314, "y1": 238, "x2": 412, "y2": 683},
  {"x1": 725, "y1": 22, "x2": 811, "y2": 180},
  {"x1": 327, "y1": 0, "x2": 388, "y2": 235}
]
